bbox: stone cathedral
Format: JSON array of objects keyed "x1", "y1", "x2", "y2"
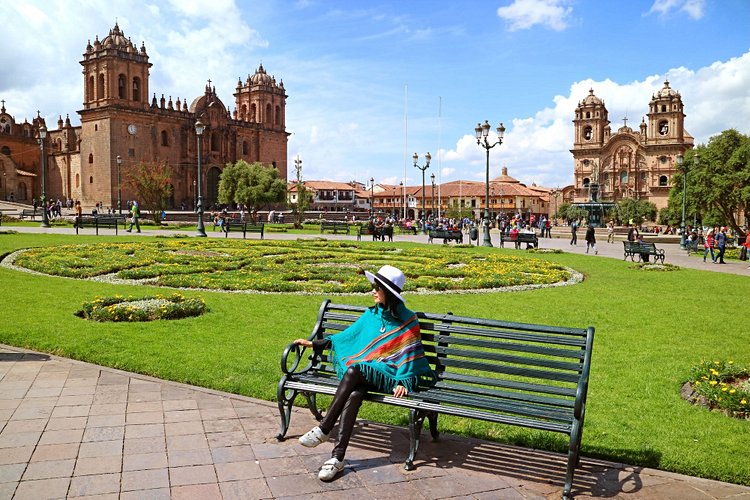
[
  {"x1": 570, "y1": 80, "x2": 694, "y2": 210},
  {"x1": 0, "y1": 22, "x2": 288, "y2": 210}
]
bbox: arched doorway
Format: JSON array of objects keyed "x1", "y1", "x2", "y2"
[{"x1": 206, "y1": 167, "x2": 222, "y2": 209}]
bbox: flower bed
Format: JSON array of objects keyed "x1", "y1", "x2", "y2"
[
  {"x1": 74, "y1": 293, "x2": 207, "y2": 322},
  {"x1": 12, "y1": 240, "x2": 577, "y2": 294},
  {"x1": 683, "y1": 360, "x2": 749, "y2": 419}
]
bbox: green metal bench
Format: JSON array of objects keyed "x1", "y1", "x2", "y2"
[
  {"x1": 224, "y1": 221, "x2": 264, "y2": 239},
  {"x1": 19, "y1": 209, "x2": 38, "y2": 220},
  {"x1": 500, "y1": 231, "x2": 539, "y2": 249},
  {"x1": 74, "y1": 215, "x2": 126, "y2": 235},
  {"x1": 623, "y1": 241, "x2": 666, "y2": 263},
  {"x1": 277, "y1": 300, "x2": 595, "y2": 500},
  {"x1": 428, "y1": 229, "x2": 463, "y2": 244},
  {"x1": 320, "y1": 221, "x2": 350, "y2": 234}
]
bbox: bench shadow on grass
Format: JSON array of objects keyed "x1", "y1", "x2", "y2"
[{"x1": 345, "y1": 421, "x2": 662, "y2": 498}]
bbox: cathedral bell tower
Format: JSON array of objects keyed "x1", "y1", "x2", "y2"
[
  {"x1": 80, "y1": 22, "x2": 151, "y2": 110},
  {"x1": 572, "y1": 89, "x2": 609, "y2": 150},
  {"x1": 646, "y1": 80, "x2": 685, "y2": 143}
]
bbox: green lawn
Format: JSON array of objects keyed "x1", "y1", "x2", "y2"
[{"x1": 0, "y1": 232, "x2": 748, "y2": 485}]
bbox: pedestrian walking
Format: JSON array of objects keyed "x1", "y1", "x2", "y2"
[
  {"x1": 585, "y1": 225, "x2": 597, "y2": 254},
  {"x1": 570, "y1": 220, "x2": 578, "y2": 245},
  {"x1": 126, "y1": 201, "x2": 141, "y2": 233}
]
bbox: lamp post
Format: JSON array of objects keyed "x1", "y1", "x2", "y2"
[
  {"x1": 430, "y1": 172, "x2": 435, "y2": 222},
  {"x1": 2, "y1": 171, "x2": 6, "y2": 201},
  {"x1": 195, "y1": 120, "x2": 207, "y2": 237},
  {"x1": 677, "y1": 154, "x2": 686, "y2": 249},
  {"x1": 369, "y1": 177, "x2": 374, "y2": 217},
  {"x1": 116, "y1": 155, "x2": 122, "y2": 215},
  {"x1": 38, "y1": 125, "x2": 50, "y2": 228},
  {"x1": 412, "y1": 152, "x2": 431, "y2": 233},
  {"x1": 293, "y1": 155, "x2": 303, "y2": 226},
  {"x1": 400, "y1": 181, "x2": 404, "y2": 220},
  {"x1": 474, "y1": 120, "x2": 505, "y2": 247}
]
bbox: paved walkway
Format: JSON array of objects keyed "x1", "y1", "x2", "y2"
[{"x1": 1, "y1": 345, "x2": 749, "y2": 500}]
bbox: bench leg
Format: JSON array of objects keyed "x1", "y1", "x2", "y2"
[
  {"x1": 275, "y1": 377, "x2": 298, "y2": 441},
  {"x1": 405, "y1": 408, "x2": 428, "y2": 471},
  {"x1": 563, "y1": 419, "x2": 585, "y2": 500},
  {"x1": 303, "y1": 392, "x2": 324, "y2": 421}
]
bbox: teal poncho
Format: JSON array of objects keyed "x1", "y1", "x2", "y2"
[{"x1": 330, "y1": 302, "x2": 436, "y2": 393}]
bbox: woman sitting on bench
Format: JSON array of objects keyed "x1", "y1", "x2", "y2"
[{"x1": 293, "y1": 265, "x2": 435, "y2": 481}]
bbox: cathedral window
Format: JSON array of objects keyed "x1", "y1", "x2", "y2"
[
  {"x1": 585, "y1": 112, "x2": 590, "y2": 118},
  {"x1": 620, "y1": 171, "x2": 628, "y2": 184},
  {"x1": 658, "y1": 120, "x2": 668, "y2": 135},
  {"x1": 56, "y1": 139, "x2": 62, "y2": 151},
  {"x1": 266, "y1": 104, "x2": 272, "y2": 124},
  {"x1": 88, "y1": 76, "x2": 94, "y2": 102},
  {"x1": 211, "y1": 132, "x2": 220, "y2": 152},
  {"x1": 88, "y1": 153, "x2": 94, "y2": 164},
  {"x1": 1, "y1": 146, "x2": 11, "y2": 156},
  {"x1": 661, "y1": 105, "x2": 666, "y2": 112},
  {"x1": 90, "y1": 176, "x2": 94, "y2": 184},
  {"x1": 118, "y1": 74, "x2": 126, "y2": 99},
  {"x1": 161, "y1": 130, "x2": 169, "y2": 147},
  {"x1": 98, "y1": 74, "x2": 105, "y2": 100},
  {"x1": 582, "y1": 178, "x2": 590, "y2": 188},
  {"x1": 275, "y1": 106, "x2": 281, "y2": 125},
  {"x1": 583, "y1": 126, "x2": 592, "y2": 141},
  {"x1": 242, "y1": 141, "x2": 249, "y2": 155},
  {"x1": 250, "y1": 104, "x2": 256, "y2": 122},
  {"x1": 76, "y1": 174, "x2": 80, "y2": 188},
  {"x1": 659, "y1": 175, "x2": 668, "y2": 187},
  {"x1": 133, "y1": 78, "x2": 141, "y2": 101}
]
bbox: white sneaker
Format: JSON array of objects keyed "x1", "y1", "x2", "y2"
[
  {"x1": 299, "y1": 426, "x2": 328, "y2": 448},
  {"x1": 318, "y1": 457, "x2": 345, "y2": 481}
]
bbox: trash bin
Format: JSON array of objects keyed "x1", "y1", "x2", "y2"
[{"x1": 470, "y1": 227, "x2": 478, "y2": 241}]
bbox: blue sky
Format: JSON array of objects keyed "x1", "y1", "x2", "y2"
[{"x1": 2, "y1": 0, "x2": 749, "y2": 189}]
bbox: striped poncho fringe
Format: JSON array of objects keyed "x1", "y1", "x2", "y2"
[{"x1": 330, "y1": 303, "x2": 436, "y2": 394}]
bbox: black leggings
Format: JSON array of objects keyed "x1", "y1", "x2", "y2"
[{"x1": 319, "y1": 365, "x2": 371, "y2": 461}]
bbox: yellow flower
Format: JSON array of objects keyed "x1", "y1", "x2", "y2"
[
  {"x1": 729, "y1": 389, "x2": 736, "y2": 394},
  {"x1": 714, "y1": 361, "x2": 720, "y2": 365},
  {"x1": 741, "y1": 400, "x2": 747, "y2": 405},
  {"x1": 709, "y1": 381, "x2": 718, "y2": 386},
  {"x1": 721, "y1": 387, "x2": 728, "y2": 392}
]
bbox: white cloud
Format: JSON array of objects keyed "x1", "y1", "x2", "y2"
[
  {"x1": 438, "y1": 49, "x2": 750, "y2": 188},
  {"x1": 646, "y1": 0, "x2": 706, "y2": 20},
  {"x1": 497, "y1": 0, "x2": 573, "y2": 31}
]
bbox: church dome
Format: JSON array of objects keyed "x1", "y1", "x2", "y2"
[
  {"x1": 250, "y1": 64, "x2": 274, "y2": 86},
  {"x1": 581, "y1": 88, "x2": 603, "y2": 106},
  {"x1": 655, "y1": 80, "x2": 680, "y2": 98},
  {"x1": 101, "y1": 22, "x2": 135, "y2": 51}
]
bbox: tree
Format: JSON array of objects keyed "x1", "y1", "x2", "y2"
[
  {"x1": 669, "y1": 129, "x2": 750, "y2": 237},
  {"x1": 126, "y1": 161, "x2": 173, "y2": 224},
  {"x1": 217, "y1": 160, "x2": 287, "y2": 211},
  {"x1": 556, "y1": 203, "x2": 587, "y2": 224},
  {"x1": 615, "y1": 198, "x2": 657, "y2": 226},
  {"x1": 292, "y1": 182, "x2": 311, "y2": 229}
]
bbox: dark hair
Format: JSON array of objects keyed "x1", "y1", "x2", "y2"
[{"x1": 377, "y1": 279, "x2": 403, "y2": 318}]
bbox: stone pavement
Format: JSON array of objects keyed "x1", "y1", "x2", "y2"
[{"x1": 2, "y1": 345, "x2": 749, "y2": 500}]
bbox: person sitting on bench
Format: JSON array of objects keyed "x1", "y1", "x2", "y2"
[{"x1": 293, "y1": 265, "x2": 435, "y2": 481}]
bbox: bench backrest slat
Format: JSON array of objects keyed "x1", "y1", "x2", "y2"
[
  {"x1": 439, "y1": 372, "x2": 576, "y2": 397},
  {"x1": 434, "y1": 334, "x2": 584, "y2": 360},
  {"x1": 435, "y1": 346, "x2": 583, "y2": 372},
  {"x1": 433, "y1": 323, "x2": 587, "y2": 348},
  {"x1": 437, "y1": 357, "x2": 582, "y2": 383}
]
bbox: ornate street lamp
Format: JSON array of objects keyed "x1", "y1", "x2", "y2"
[
  {"x1": 369, "y1": 177, "x2": 375, "y2": 217},
  {"x1": 430, "y1": 172, "x2": 435, "y2": 221},
  {"x1": 293, "y1": 155, "x2": 303, "y2": 227},
  {"x1": 195, "y1": 120, "x2": 207, "y2": 237},
  {"x1": 474, "y1": 120, "x2": 505, "y2": 247},
  {"x1": 116, "y1": 155, "x2": 122, "y2": 215},
  {"x1": 412, "y1": 152, "x2": 431, "y2": 233},
  {"x1": 38, "y1": 125, "x2": 50, "y2": 228},
  {"x1": 399, "y1": 181, "x2": 404, "y2": 220}
]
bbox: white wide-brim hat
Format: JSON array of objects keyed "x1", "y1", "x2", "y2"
[{"x1": 364, "y1": 265, "x2": 406, "y2": 303}]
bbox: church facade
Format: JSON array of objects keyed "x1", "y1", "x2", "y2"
[
  {"x1": 570, "y1": 80, "x2": 693, "y2": 210},
  {"x1": 0, "y1": 22, "x2": 288, "y2": 210}
]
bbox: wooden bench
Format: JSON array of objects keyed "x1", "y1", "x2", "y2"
[
  {"x1": 397, "y1": 223, "x2": 418, "y2": 235},
  {"x1": 320, "y1": 222, "x2": 350, "y2": 235},
  {"x1": 428, "y1": 229, "x2": 463, "y2": 244},
  {"x1": 74, "y1": 215, "x2": 126, "y2": 235},
  {"x1": 277, "y1": 300, "x2": 595, "y2": 500},
  {"x1": 357, "y1": 225, "x2": 393, "y2": 242},
  {"x1": 19, "y1": 209, "x2": 38, "y2": 220},
  {"x1": 500, "y1": 232, "x2": 539, "y2": 249},
  {"x1": 623, "y1": 241, "x2": 666, "y2": 263},
  {"x1": 224, "y1": 221, "x2": 264, "y2": 239}
]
